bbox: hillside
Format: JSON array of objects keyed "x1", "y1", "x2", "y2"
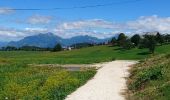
[
  {"x1": 0, "y1": 44, "x2": 170, "y2": 64},
  {"x1": 127, "y1": 54, "x2": 170, "y2": 100}
]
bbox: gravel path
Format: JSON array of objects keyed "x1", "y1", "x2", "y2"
[{"x1": 65, "y1": 60, "x2": 137, "y2": 100}]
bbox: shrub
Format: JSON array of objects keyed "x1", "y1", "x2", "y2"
[
  {"x1": 122, "y1": 39, "x2": 135, "y2": 50},
  {"x1": 53, "y1": 43, "x2": 62, "y2": 52},
  {"x1": 129, "y1": 66, "x2": 163, "y2": 90}
]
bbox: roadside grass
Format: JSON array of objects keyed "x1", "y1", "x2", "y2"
[
  {"x1": 0, "y1": 63, "x2": 96, "y2": 100},
  {"x1": 127, "y1": 54, "x2": 170, "y2": 100},
  {"x1": 0, "y1": 44, "x2": 170, "y2": 64}
]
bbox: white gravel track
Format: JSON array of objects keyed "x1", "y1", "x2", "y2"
[{"x1": 65, "y1": 60, "x2": 137, "y2": 100}]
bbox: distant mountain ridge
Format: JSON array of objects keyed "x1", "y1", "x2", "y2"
[
  {"x1": 0, "y1": 42, "x2": 8, "y2": 48},
  {"x1": 8, "y1": 33, "x2": 62, "y2": 48},
  {"x1": 7, "y1": 33, "x2": 111, "y2": 48}
]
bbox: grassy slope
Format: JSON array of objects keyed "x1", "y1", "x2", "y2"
[
  {"x1": 0, "y1": 64, "x2": 96, "y2": 100},
  {"x1": 127, "y1": 54, "x2": 170, "y2": 100},
  {"x1": 0, "y1": 44, "x2": 170, "y2": 64}
]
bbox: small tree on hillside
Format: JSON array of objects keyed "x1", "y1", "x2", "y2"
[
  {"x1": 156, "y1": 32, "x2": 164, "y2": 45},
  {"x1": 53, "y1": 43, "x2": 62, "y2": 52},
  {"x1": 117, "y1": 33, "x2": 127, "y2": 46},
  {"x1": 131, "y1": 34, "x2": 141, "y2": 46},
  {"x1": 143, "y1": 34, "x2": 157, "y2": 54}
]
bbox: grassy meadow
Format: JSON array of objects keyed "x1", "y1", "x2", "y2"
[
  {"x1": 0, "y1": 44, "x2": 170, "y2": 64},
  {"x1": 0, "y1": 44, "x2": 170, "y2": 100},
  {"x1": 0, "y1": 63, "x2": 96, "y2": 99}
]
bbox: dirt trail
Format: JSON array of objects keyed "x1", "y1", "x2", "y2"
[{"x1": 65, "y1": 60, "x2": 137, "y2": 100}]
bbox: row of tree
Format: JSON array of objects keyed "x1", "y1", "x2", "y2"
[{"x1": 110, "y1": 32, "x2": 170, "y2": 53}]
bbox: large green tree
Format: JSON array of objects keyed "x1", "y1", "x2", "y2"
[
  {"x1": 131, "y1": 34, "x2": 141, "y2": 46},
  {"x1": 143, "y1": 34, "x2": 157, "y2": 54},
  {"x1": 156, "y1": 32, "x2": 164, "y2": 45}
]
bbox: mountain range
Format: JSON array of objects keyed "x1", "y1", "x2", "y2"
[
  {"x1": 6, "y1": 33, "x2": 111, "y2": 48},
  {"x1": 0, "y1": 42, "x2": 8, "y2": 47}
]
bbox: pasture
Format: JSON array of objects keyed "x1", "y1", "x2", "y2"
[{"x1": 0, "y1": 44, "x2": 170, "y2": 64}]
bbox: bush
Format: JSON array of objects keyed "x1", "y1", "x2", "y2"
[
  {"x1": 53, "y1": 43, "x2": 62, "y2": 52},
  {"x1": 128, "y1": 54, "x2": 170, "y2": 100},
  {"x1": 122, "y1": 39, "x2": 135, "y2": 50},
  {"x1": 129, "y1": 66, "x2": 162, "y2": 90}
]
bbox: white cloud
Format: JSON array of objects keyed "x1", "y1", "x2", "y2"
[
  {"x1": 0, "y1": 27, "x2": 26, "y2": 41},
  {"x1": 53, "y1": 29, "x2": 115, "y2": 39},
  {"x1": 57, "y1": 15, "x2": 170, "y2": 34},
  {"x1": 125, "y1": 15, "x2": 170, "y2": 32},
  {"x1": 0, "y1": 27, "x2": 48, "y2": 41},
  {"x1": 27, "y1": 15, "x2": 52, "y2": 24},
  {"x1": 53, "y1": 16, "x2": 170, "y2": 38},
  {"x1": 57, "y1": 19, "x2": 118, "y2": 30},
  {"x1": 25, "y1": 27, "x2": 48, "y2": 33},
  {"x1": 1, "y1": 15, "x2": 170, "y2": 41},
  {"x1": 0, "y1": 7, "x2": 15, "y2": 15}
]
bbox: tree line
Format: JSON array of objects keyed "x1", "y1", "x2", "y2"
[
  {"x1": 110, "y1": 32, "x2": 170, "y2": 53},
  {"x1": 0, "y1": 45, "x2": 63, "y2": 52}
]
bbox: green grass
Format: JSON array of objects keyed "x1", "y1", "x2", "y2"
[
  {"x1": 0, "y1": 44, "x2": 170, "y2": 64},
  {"x1": 127, "y1": 54, "x2": 170, "y2": 100},
  {"x1": 0, "y1": 44, "x2": 170, "y2": 100},
  {"x1": 0, "y1": 63, "x2": 96, "y2": 100}
]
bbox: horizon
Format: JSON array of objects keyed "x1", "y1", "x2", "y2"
[{"x1": 0, "y1": 0, "x2": 170, "y2": 42}]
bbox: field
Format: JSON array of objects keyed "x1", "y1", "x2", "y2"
[
  {"x1": 0, "y1": 63, "x2": 96, "y2": 99},
  {"x1": 0, "y1": 44, "x2": 170, "y2": 64},
  {"x1": 128, "y1": 54, "x2": 170, "y2": 100},
  {"x1": 0, "y1": 44, "x2": 170, "y2": 100}
]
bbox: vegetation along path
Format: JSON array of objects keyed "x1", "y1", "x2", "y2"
[{"x1": 65, "y1": 60, "x2": 137, "y2": 100}]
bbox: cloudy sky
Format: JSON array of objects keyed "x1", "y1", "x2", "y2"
[{"x1": 0, "y1": 0, "x2": 170, "y2": 41}]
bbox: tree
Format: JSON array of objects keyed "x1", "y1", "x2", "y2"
[
  {"x1": 117, "y1": 33, "x2": 127, "y2": 41},
  {"x1": 4, "y1": 46, "x2": 17, "y2": 51},
  {"x1": 110, "y1": 37, "x2": 117, "y2": 45},
  {"x1": 117, "y1": 33, "x2": 127, "y2": 46},
  {"x1": 164, "y1": 34, "x2": 170, "y2": 43},
  {"x1": 122, "y1": 39, "x2": 135, "y2": 50},
  {"x1": 156, "y1": 32, "x2": 164, "y2": 45},
  {"x1": 131, "y1": 34, "x2": 141, "y2": 46},
  {"x1": 138, "y1": 38, "x2": 148, "y2": 49},
  {"x1": 53, "y1": 43, "x2": 62, "y2": 52},
  {"x1": 142, "y1": 34, "x2": 157, "y2": 54}
]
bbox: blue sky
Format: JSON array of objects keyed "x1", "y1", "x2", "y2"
[{"x1": 0, "y1": 0, "x2": 170, "y2": 41}]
